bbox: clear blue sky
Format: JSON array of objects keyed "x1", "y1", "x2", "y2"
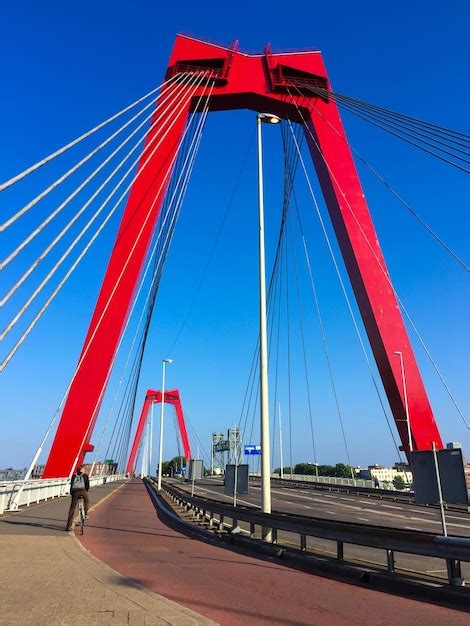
[{"x1": 0, "y1": 0, "x2": 468, "y2": 471}]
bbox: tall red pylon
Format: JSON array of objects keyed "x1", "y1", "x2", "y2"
[{"x1": 43, "y1": 34, "x2": 443, "y2": 477}]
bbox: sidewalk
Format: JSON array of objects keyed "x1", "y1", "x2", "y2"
[{"x1": 0, "y1": 480, "x2": 216, "y2": 625}]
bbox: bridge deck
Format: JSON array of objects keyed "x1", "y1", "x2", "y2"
[
  {"x1": 0, "y1": 480, "x2": 212, "y2": 625},
  {"x1": 78, "y1": 480, "x2": 467, "y2": 625}
]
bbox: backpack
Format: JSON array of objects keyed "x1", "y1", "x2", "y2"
[{"x1": 72, "y1": 473, "x2": 86, "y2": 491}]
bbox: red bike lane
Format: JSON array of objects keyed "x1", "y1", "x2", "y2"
[{"x1": 79, "y1": 481, "x2": 468, "y2": 625}]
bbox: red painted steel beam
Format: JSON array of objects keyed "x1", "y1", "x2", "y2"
[
  {"x1": 45, "y1": 34, "x2": 442, "y2": 477},
  {"x1": 126, "y1": 388, "x2": 192, "y2": 475}
]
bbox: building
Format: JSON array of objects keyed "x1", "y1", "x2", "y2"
[
  {"x1": 359, "y1": 464, "x2": 413, "y2": 488},
  {"x1": 0, "y1": 467, "x2": 27, "y2": 481},
  {"x1": 82, "y1": 461, "x2": 118, "y2": 476}
]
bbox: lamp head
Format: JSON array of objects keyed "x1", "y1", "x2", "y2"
[
  {"x1": 258, "y1": 113, "x2": 281, "y2": 125},
  {"x1": 163, "y1": 358, "x2": 173, "y2": 364}
]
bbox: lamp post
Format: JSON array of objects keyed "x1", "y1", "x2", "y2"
[
  {"x1": 257, "y1": 113, "x2": 280, "y2": 535},
  {"x1": 394, "y1": 351, "x2": 413, "y2": 456},
  {"x1": 277, "y1": 402, "x2": 284, "y2": 480},
  {"x1": 157, "y1": 358, "x2": 173, "y2": 490}
]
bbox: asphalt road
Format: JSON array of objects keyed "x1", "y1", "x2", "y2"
[
  {"x1": 170, "y1": 477, "x2": 470, "y2": 536},
  {"x1": 167, "y1": 477, "x2": 470, "y2": 582}
]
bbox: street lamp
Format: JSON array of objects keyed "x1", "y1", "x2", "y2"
[
  {"x1": 257, "y1": 112, "x2": 280, "y2": 535},
  {"x1": 394, "y1": 351, "x2": 413, "y2": 455},
  {"x1": 157, "y1": 358, "x2": 173, "y2": 490}
]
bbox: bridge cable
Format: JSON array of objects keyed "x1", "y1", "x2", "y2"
[
  {"x1": 102, "y1": 79, "x2": 215, "y2": 472},
  {"x1": 0, "y1": 72, "x2": 208, "y2": 371},
  {"x1": 164, "y1": 129, "x2": 256, "y2": 357},
  {"x1": 301, "y1": 85, "x2": 470, "y2": 154},
  {"x1": 291, "y1": 92, "x2": 469, "y2": 274},
  {"x1": 288, "y1": 93, "x2": 470, "y2": 431},
  {"x1": 303, "y1": 86, "x2": 470, "y2": 145},
  {"x1": 309, "y1": 88, "x2": 470, "y2": 158},
  {"x1": 24, "y1": 74, "x2": 214, "y2": 475},
  {"x1": 0, "y1": 74, "x2": 200, "y2": 334},
  {"x1": 301, "y1": 84, "x2": 469, "y2": 173},
  {"x1": 0, "y1": 76, "x2": 183, "y2": 235},
  {"x1": 0, "y1": 77, "x2": 189, "y2": 273},
  {"x1": 0, "y1": 78, "x2": 181, "y2": 192},
  {"x1": 285, "y1": 121, "x2": 403, "y2": 460}
]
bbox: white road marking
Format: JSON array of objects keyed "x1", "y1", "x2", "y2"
[
  {"x1": 194, "y1": 486, "x2": 260, "y2": 509},
  {"x1": 358, "y1": 517, "x2": 369, "y2": 522},
  {"x1": 382, "y1": 504, "x2": 404, "y2": 510},
  {"x1": 446, "y1": 515, "x2": 470, "y2": 522}
]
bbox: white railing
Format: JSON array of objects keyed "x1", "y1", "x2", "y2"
[
  {"x1": 0, "y1": 473, "x2": 126, "y2": 514},
  {"x1": 249, "y1": 472, "x2": 376, "y2": 489}
]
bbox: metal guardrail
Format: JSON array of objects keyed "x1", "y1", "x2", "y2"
[
  {"x1": 0, "y1": 473, "x2": 125, "y2": 514},
  {"x1": 161, "y1": 481, "x2": 470, "y2": 587}
]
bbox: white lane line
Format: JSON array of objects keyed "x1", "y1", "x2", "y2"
[
  {"x1": 405, "y1": 526, "x2": 421, "y2": 531},
  {"x1": 382, "y1": 504, "x2": 404, "y2": 510},
  {"x1": 446, "y1": 515, "x2": 470, "y2": 522},
  {"x1": 195, "y1": 486, "x2": 260, "y2": 509},
  {"x1": 326, "y1": 511, "x2": 337, "y2": 515},
  {"x1": 339, "y1": 497, "x2": 356, "y2": 502},
  {"x1": 358, "y1": 517, "x2": 369, "y2": 522}
]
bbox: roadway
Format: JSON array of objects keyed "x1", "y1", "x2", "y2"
[
  {"x1": 80, "y1": 480, "x2": 469, "y2": 625},
  {"x1": 167, "y1": 477, "x2": 470, "y2": 582},
  {"x1": 169, "y1": 477, "x2": 470, "y2": 536}
]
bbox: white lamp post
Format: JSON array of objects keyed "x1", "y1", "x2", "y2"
[
  {"x1": 157, "y1": 358, "x2": 173, "y2": 490},
  {"x1": 394, "y1": 351, "x2": 413, "y2": 455},
  {"x1": 257, "y1": 112, "x2": 280, "y2": 535}
]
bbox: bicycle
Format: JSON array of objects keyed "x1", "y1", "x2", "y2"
[{"x1": 77, "y1": 496, "x2": 86, "y2": 535}]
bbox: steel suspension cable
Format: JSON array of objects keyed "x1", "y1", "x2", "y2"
[
  {"x1": 0, "y1": 76, "x2": 183, "y2": 234},
  {"x1": 0, "y1": 78, "x2": 181, "y2": 192},
  {"x1": 100, "y1": 83, "x2": 215, "y2": 472},
  {"x1": 289, "y1": 96, "x2": 470, "y2": 431},
  {"x1": 0, "y1": 72, "x2": 208, "y2": 363},
  {"x1": 291, "y1": 90, "x2": 469, "y2": 274},
  {"x1": 1, "y1": 74, "x2": 200, "y2": 328},
  {"x1": 0, "y1": 77, "x2": 189, "y2": 271},
  {"x1": 23, "y1": 76, "x2": 213, "y2": 478},
  {"x1": 1, "y1": 78, "x2": 196, "y2": 304},
  {"x1": 286, "y1": 120, "x2": 403, "y2": 459},
  {"x1": 306, "y1": 86, "x2": 470, "y2": 144},
  {"x1": 302, "y1": 85, "x2": 469, "y2": 173}
]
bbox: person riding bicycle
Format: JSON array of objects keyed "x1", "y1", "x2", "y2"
[{"x1": 66, "y1": 464, "x2": 90, "y2": 531}]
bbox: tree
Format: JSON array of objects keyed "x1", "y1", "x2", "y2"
[{"x1": 393, "y1": 475, "x2": 406, "y2": 490}]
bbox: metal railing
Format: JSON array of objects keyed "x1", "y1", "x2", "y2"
[
  {"x1": 251, "y1": 472, "x2": 377, "y2": 489},
  {"x1": 159, "y1": 480, "x2": 470, "y2": 587},
  {"x1": 0, "y1": 473, "x2": 126, "y2": 514}
]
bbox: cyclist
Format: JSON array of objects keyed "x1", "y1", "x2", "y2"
[{"x1": 65, "y1": 464, "x2": 90, "y2": 531}]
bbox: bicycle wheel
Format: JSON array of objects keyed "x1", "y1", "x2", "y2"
[{"x1": 77, "y1": 498, "x2": 85, "y2": 535}]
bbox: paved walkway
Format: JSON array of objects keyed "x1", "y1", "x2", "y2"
[
  {"x1": 79, "y1": 480, "x2": 469, "y2": 626},
  {"x1": 0, "y1": 480, "x2": 215, "y2": 625}
]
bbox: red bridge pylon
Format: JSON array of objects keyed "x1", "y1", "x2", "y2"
[{"x1": 43, "y1": 34, "x2": 443, "y2": 477}]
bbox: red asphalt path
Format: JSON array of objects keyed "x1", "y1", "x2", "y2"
[{"x1": 79, "y1": 481, "x2": 468, "y2": 625}]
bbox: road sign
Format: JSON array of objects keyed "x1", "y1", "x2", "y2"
[{"x1": 244, "y1": 445, "x2": 261, "y2": 456}]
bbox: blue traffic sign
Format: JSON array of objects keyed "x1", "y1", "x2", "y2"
[{"x1": 244, "y1": 445, "x2": 261, "y2": 456}]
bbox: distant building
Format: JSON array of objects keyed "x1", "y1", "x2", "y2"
[
  {"x1": 0, "y1": 467, "x2": 27, "y2": 481},
  {"x1": 81, "y1": 461, "x2": 117, "y2": 476},
  {"x1": 359, "y1": 464, "x2": 412, "y2": 487}
]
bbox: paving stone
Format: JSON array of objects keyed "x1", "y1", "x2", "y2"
[{"x1": 0, "y1": 481, "x2": 215, "y2": 625}]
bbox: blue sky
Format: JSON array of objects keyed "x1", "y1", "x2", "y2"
[{"x1": 0, "y1": 0, "x2": 468, "y2": 471}]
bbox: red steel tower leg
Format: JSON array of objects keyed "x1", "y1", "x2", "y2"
[
  {"x1": 44, "y1": 83, "x2": 193, "y2": 477},
  {"x1": 45, "y1": 35, "x2": 443, "y2": 477}
]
